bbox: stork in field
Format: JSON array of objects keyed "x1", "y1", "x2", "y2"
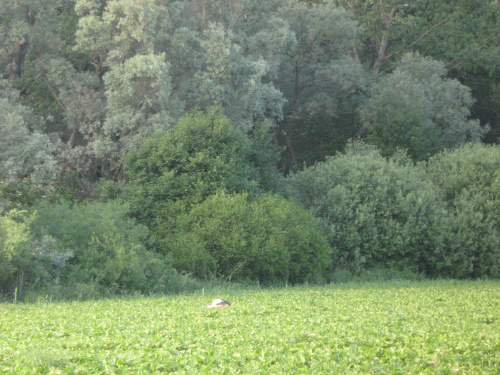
[{"x1": 207, "y1": 299, "x2": 231, "y2": 312}]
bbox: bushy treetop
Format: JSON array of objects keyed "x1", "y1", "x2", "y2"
[
  {"x1": 360, "y1": 53, "x2": 486, "y2": 160},
  {"x1": 164, "y1": 191, "x2": 331, "y2": 284},
  {"x1": 125, "y1": 109, "x2": 283, "y2": 226}
]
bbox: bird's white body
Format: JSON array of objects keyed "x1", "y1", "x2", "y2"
[{"x1": 207, "y1": 299, "x2": 231, "y2": 311}]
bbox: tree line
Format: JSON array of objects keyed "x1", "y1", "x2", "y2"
[{"x1": 1, "y1": 0, "x2": 499, "y2": 300}]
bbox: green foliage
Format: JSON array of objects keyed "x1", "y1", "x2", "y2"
[
  {"x1": 289, "y1": 142, "x2": 451, "y2": 275},
  {"x1": 1, "y1": 281, "x2": 499, "y2": 373},
  {"x1": 5, "y1": 0, "x2": 494, "y2": 188},
  {"x1": 1, "y1": 0, "x2": 498, "y2": 289},
  {"x1": 395, "y1": 0, "x2": 500, "y2": 142},
  {"x1": 335, "y1": 0, "x2": 500, "y2": 141},
  {"x1": 29, "y1": 200, "x2": 193, "y2": 295},
  {"x1": 102, "y1": 53, "x2": 175, "y2": 159},
  {"x1": 25, "y1": 58, "x2": 105, "y2": 198},
  {"x1": 0, "y1": 209, "x2": 70, "y2": 298},
  {"x1": 275, "y1": 0, "x2": 362, "y2": 116},
  {"x1": 327, "y1": 266, "x2": 426, "y2": 284},
  {"x1": 125, "y1": 110, "x2": 283, "y2": 228},
  {"x1": 360, "y1": 53, "x2": 486, "y2": 160},
  {"x1": 164, "y1": 192, "x2": 331, "y2": 283},
  {"x1": 290, "y1": 142, "x2": 500, "y2": 278},
  {"x1": 187, "y1": 23, "x2": 286, "y2": 132},
  {"x1": 0, "y1": 0, "x2": 69, "y2": 80},
  {"x1": 426, "y1": 144, "x2": 500, "y2": 278},
  {"x1": 74, "y1": 0, "x2": 175, "y2": 66},
  {"x1": 0, "y1": 210, "x2": 33, "y2": 293},
  {"x1": 0, "y1": 81, "x2": 56, "y2": 205},
  {"x1": 269, "y1": 0, "x2": 366, "y2": 169}
]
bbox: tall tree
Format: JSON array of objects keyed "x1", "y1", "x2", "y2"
[
  {"x1": 0, "y1": 0, "x2": 68, "y2": 82},
  {"x1": 74, "y1": 0, "x2": 177, "y2": 71},
  {"x1": 334, "y1": 0, "x2": 500, "y2": 141},
  {"x1": 0, "y1": 80, "x2": 56, "y2": 206},
  {"x1": 102, "y1": 53, "x2": 175, "y2": 163},
  {"x1": 233, "y1": 0, "x2": 365, "y2": 171},
  {"x1": 47, "y1": 0, "x2": 181, "y2": 195},
  {"x1": 360, "y1": 53, "x2": 486, "y2": 160},
  {"x1": 30, "y1": 58, "x2": 105, "y2": 192},
  {"x1": 277, "y1": 1, "x2": 365, "y2": 171},
  {"x1": 184, "y1": 23, "x2": 285, "y2": 132},
  {"x1": 399, "y1": 0, "x2": 500, "y2": 143}
]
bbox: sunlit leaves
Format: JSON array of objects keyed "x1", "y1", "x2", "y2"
[
  {"x1": 103, "y1": 53, "x2": 174, "y2": 158},
  {"x1": 166, "y1": 191, "x2": 331, "y2": 283},
  {"x1": 125, "y1": 110, "x2": 283, "y2": 229}
]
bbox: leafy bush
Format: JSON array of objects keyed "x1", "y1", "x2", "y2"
[
  {"x1": 0, "y1": 210, "x2": 34, "y2": 296},
  {"x1": 0, "y1": 210, "x2": 71, "y2": 299},
  {"x1": 426, "y1": 144, "x2": 500, "y2": 277},
  {"x1": 289, "y1": 142, "x2": 451, "y2": 275},
  {"x1": 29, "y1": 200, "x2": 196, "y2": 296},
  {"x1": 124, "y1": 109, "x2": 283, "y2": 229},
  {"x1": 162, "y1": 192, "x2": 331, "y2": 284}
]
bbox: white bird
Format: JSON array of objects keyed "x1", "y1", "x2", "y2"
[{"x1": 207, "y1": 299, "x2": 231, "y2": 311}]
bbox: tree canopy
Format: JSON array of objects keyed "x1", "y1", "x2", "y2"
[
  {"x1": 360, "y1": 53, "x2": 486, "y2": 160},
  {"x1": 1, "y1": 0, "x2": 498, "y2": 299},
  {"x1": 124, "y1": 109, "x2": 283, "y2": 229}
]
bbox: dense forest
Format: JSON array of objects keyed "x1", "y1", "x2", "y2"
[{"x1": 1, "y1": 0, "x2": 499, "y2": 301}]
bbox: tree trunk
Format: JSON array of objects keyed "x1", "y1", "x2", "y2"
[
  {"x1": 8, "y1": 9, "x2": 36, "y2": 81},
  {"x1": 372, "y1": 6, "x2": 396, "y2": 74},
  {"x1": 9, "y1": 36, "x2": 29, "y2": 81},
  {"x1": 352, "y1": 45, "x2": 361, "y2": 64},
  {"x1": 202, "y1": 0, "x2": 206, "y2": 29}
]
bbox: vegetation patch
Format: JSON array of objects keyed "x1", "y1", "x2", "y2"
[{"x1": 1, "y1": 280, "x2": 499, "y2": 374}]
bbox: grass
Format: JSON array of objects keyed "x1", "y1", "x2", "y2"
[{"x1": 1, "y1": 280, "x2": 499, "y2": 374}]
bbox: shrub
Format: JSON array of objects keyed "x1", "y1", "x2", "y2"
[
  {"x1": 289, "y1": 142, "x2": 451, "y2": 275},
  {"x1": 426, "y1": 144, "x2": 500, "y2": 277},
  {"x1": 0, "y1": 210, "x2": 71, "y2": 299},
  {"x1": 29, "y1": 200, "x2": 194, "y2": 295},
  {"x1": 0, "y1": 210, "x2": 34, "y2": 296},
  {"x1": 162, "y1": 192, "x2": 331, "y2": 284},
  {"x1": 124, "y1": 109, "x2": 284, "y2": 230}
]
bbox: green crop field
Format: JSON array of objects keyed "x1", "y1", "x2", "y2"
[{"x1": 1, "y1": 280, "x2": 499, "y2": 374}]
